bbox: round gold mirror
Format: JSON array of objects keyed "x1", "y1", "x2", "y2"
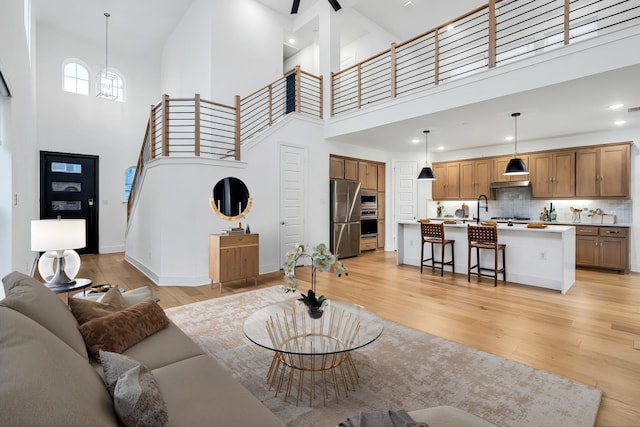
[{"x1": 209, "y1": 177, "x2": 252, "y2": 221}]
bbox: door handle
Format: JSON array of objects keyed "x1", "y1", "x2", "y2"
[
  {"x1": 88, "y1": 199, "x2": 94, "y2": 206},
  {"x1": 281, "y1": 221, "x2": 285, "y2": 225}
]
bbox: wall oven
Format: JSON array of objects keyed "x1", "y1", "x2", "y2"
[
  {"x1": 360, "y1": 190, "x2": 377, "y2": 209},
  {"x1": 360, "y1": 219, "x2": 378, "y2": 236}
]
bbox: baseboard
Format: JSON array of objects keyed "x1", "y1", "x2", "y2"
[
  {"x1": 124, "y1": 254, "x2": 209, "y2": 286},
  {"x1": 99, "y1": 244, "x2": 125, "y2": 254}
]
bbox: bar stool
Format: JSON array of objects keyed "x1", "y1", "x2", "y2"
[
  {"x1": 467, "y1": 224, "x2": 506, "y2": 286},
  {"x1": 420, "y1": 222, "x2": 455, "y2": 276}
]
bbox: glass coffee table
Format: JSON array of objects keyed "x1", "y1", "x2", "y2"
[{"x1": 243, "y1": 299, "x2": 383, "y2": 406}]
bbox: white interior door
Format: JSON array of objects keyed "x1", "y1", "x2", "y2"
[
  {"x1": 392, "y1": 161, "x2": 418, "y2": 250},
  {"x1": 279, "y1": 144, "x2": 306, "y2": 267}
]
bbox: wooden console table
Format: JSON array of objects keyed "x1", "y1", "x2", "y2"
[{"x1": 209, "y1": 233, "x2": 259, "y2": 292}]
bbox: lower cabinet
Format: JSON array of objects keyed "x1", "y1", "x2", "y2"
[
  {"x1": 575, "y1": 227, "x2": 628, "y2": 272},
  {"x1": 209, "y1": 233, "x2": 259, "y2": 290},
  {"x1": 360, "y1": 236, "x2": 377, "y2": 252}
]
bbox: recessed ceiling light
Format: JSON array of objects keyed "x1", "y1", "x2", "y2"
[
  {"x1": 411, "y1": 138, "x2": 420, "y2": 144},
  {"x1": 609, "y1": 103, "x2": 624, "y2": 110},
  {"x1": 403, "y1": 0, "x2": 414, "y2": 6},
  {"x1": 614, "y1": 120, "x2": 626, "y2": 125},
  {"x1": 505, "y1": 136, "x2": 514, "y2": 141},
  {"x1": 437, "y1": 146, "x2": 445, "y2": 151},
  {"x1": 288, "y1": 38, "x2": 295, "y2": 44}
]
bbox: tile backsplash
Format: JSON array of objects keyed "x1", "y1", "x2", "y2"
[{"x1": 430, "y1": 187, "x2": 632, "y2": 224}]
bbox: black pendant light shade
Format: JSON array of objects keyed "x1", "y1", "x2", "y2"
[
  {"x1": 417, "y1": 130, "x2": 436, "y2": 180},
  {"x1": 503, "y1": 112, "x2": 529, "y2": 176}
]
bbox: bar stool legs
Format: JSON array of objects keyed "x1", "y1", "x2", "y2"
[
  {"x1": 420, "y1": 222, "x2": 455, "y2": 277},
  {"x1": 467, "y1": 224, "x2": 506, "y2": 287}
]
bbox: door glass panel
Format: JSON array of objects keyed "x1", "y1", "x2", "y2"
[
  {"x1": 51, "y1": 162, "x2": 82, "y2": 174},
  {"x1": 52, "y1": 201, "x2": 81, "y2": 211},
  {"x1": 52, "y1": 182, "x2": 81, "y2": 192}
]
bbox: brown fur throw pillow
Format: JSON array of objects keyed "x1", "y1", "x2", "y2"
[{"x1": 79, "y1": 299, "x2": 169, "y2": 361}]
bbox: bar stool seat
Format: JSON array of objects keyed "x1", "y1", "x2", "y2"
[
  {"x1": 467, "y1": 224, "x2": 506, "y2": 286},
  {"x1": 420, "y1": 222, "x2": 455, "y2": 276}
]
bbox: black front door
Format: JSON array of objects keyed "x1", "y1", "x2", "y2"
[{"x1": 40, "y1": 151, "x2": 99, "y2": 254}]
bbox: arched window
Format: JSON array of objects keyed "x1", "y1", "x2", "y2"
[
  {"x1": 124, "y1": 166, "x2": 135, "y2": 202},
  {"x1": 62, "y1": 59, "x2": 90, "y2": 95},
  {"x1": 97, "y1": 68, "x2": 125, "y2": 102}
]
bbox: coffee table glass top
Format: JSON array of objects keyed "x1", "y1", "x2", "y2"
[{"x1": 243, "y1": 299, "x2": 384, "y2": 356}]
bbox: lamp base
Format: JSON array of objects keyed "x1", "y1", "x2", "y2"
[{"x1": 46, "y1": 255, "x2": 77, "y2": 287}]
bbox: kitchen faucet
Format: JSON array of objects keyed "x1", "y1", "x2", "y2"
[{"x1": 477, "y1": 194, "x2": 488, "y2": 224}]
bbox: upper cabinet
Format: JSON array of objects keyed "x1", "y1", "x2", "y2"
[
  {"x1": 530, "y1": 150, "x2": 575, "y2": 198},
  {"x1": 359, "y1": 161, "x2": 378, "y2": 190},
  {"x1": 492, "y1": 156, "x2": 529, "y2": 182},
  {"x1": 432, "y1": 162, "x2": 460, "y2": 200},
  {"x1": 460, "y1": 159, "x2": 491, "y2": 199},
  {"x1": 329, "y1": 157, "x2": 360, "y2": 181},
  {"x1": 576, "y1": 144, "x2": 630, "y2": 198}
]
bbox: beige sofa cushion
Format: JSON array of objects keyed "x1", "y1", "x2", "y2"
[
  {"x1": 0, "y1": 307, "x2": 117, "y2": 427},
  {"x1": 152, "y1": 354, "x2": 285, "y2": 427},
  {"x1": 121, "y1": 322, "x2": 205, "y2": 370},
  {"x1": 79, "y1": 299, "x2": 170, "y2": 361},
  {"x1": 1, "y1": 271, "x2": 88, "y2": 360}
]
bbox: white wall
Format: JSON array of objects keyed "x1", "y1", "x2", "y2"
[
  {"x1": 35, "y1": 23, "x2": 160, "y2": 254},
  {"x1": 0, "y1": 0, "x2": 38, "y2": 295}
]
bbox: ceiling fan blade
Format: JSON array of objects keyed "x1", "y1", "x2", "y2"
[
  {"x1": 291, "y1": 0, "x2": 300, "y2": 14},
  {"x1": 328, "y1": 0, "x2": 342, "y2": 11}
]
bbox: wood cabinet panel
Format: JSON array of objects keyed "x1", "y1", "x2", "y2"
[
  {"x1": 377, "y1": 164, "x2": 385, "y2": 191},
  {"x1": 530, "y1": 151, "x2": 574, "y2": 198},
  {"x1": 432, "y1": 162, "x2": 460, "y2": 200},
  {"x1": 209, "y1": 233, "x2": 259, "y2": 291},
  {"x1": 377, "y1": 192, "x2": 385, "y2": 219},
  {"x1": 344, "y1": 159, "x2": 358, "y2": 181},
  {"x1": 377, "y1": 219, "x2": 385, "y2": 248},
  {"x1": 359, "y1": 161, "x2": 378, "y2": 189},
  {"x1": 575, "y1": 226, "x2": 628, "y2": 272},
  {"x1": 576, "y1": 144, "x2": 629, "y2": 197},
  {"x1": 330, "y1": 157, "x2": 345, "y2": 179},
  {"x1": 460, "y1": 159, "x2": 491, "y2": 199}
]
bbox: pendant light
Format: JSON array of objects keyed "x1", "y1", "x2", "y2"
[
  {"x1": 97, "y1": 12, "x2": 118, "y2": 100},
  {"x1": 417, "y1": 130, "x2": 436, "y2": 180},
  {"x1": 503, "y1": 112, "x2": 529, "y2": 175}
]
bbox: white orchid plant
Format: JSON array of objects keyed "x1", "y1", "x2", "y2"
[{"x1": 282, "y1": 243, "x2": 348, "y2": 306}]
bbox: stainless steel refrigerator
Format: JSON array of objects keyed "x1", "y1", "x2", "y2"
[{"x1": 330, "y1": 179, "x2": 361, "y2": 259}]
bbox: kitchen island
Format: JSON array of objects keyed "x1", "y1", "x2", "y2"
[{"x1": 397, "y1": 221, "x2": 576, "y2": 294}]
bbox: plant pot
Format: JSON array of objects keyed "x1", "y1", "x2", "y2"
[{"x1": 307, "y1": 306, "x2": 324, "y2": 319}]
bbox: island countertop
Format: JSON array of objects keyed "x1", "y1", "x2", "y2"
[{"x1": 397, "y1": 221, "x2": 576, "y2": 294}]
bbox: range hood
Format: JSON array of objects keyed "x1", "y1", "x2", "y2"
[{"x1": 490, "y1": 180, "x2": 530, "y2": 189}]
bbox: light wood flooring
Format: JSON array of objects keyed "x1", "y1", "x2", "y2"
[{"x1": 75, "y1": 250, "x2": 640, "y2": 426}]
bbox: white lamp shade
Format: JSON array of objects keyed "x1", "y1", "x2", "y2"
[{"x1": 31, "y1": 219, "x2": 86, "y2": 252}]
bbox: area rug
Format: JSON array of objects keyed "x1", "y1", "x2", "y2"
[{"x1": 165, "y1": 286, "x2": 601, "y2": 427}]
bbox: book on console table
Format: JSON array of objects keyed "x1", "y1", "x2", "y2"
[{"x1": 220, "y1": 228, "x2": 246, "y2": 235}]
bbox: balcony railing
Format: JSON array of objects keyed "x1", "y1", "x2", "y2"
[
  {"x1": 127, "y1": 66, "x2": 323, "y2": 219},
  {"x1": 331, "y1": 0, "x2": 640, "y2": 116}
]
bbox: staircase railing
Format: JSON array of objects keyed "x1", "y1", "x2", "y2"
[
  {"x1": 331, "y1": 0, "x2": 640, "y2": 116},
  {"x1": 127, "y1": 66, "x2": 322, "y2": 220}
]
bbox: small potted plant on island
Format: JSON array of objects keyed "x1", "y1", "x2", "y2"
[{"x1": 283, "y1": 243, "x2": 348, "y2": 319}]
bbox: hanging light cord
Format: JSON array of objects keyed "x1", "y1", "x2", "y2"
[
  {"x1": 512, "y1": 112, "x2": 520, "y2": 157},
  {"x1": 104, "y1": 13, "x2": 110, "y2": 79},
  {"x1": 423, "y1": 130, "x2": 430, "y2": 165}
]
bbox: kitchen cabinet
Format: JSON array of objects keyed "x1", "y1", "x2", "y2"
[
  {"x1": 359, "y1": 161, "x2": 378, "y2": 189},
  {"x1": 575, "y1": 144, "x2": 629, "y2": 198},
  {"x1": 575, "y1": 226, "x2": 628, "y2": 272},
  {"x1": 460, "y1": 159, "x2": 491, "y2": 199},
  {"x1": 330, "y1": 157, "x2": 359, "y2": 181},
  {"x1": 345, "y1": 159, "x2": 358, "y2": 181},
  {"x1": 377, "y1": 164, "x2": 385, "y2": 191},
  {"x1": 377, "y1": 219, "x2": 385, "y2": 248},
  {"x1": 432, "y1": 162, "x2": 460, "y2": 200},
  {"x1": 377, "y1": 187, "x2": 385, "y2": 249},
  {"x1": 492, "y1": 156, "x2": 529, "y2": 182},
  {"x1": 530, "y1": 151, "x2": 575, "y2": 198},
  {"x1": 209, "y1": 233, "x2": 259, "y2": 291},
  {"x1": 330, "y1": 156, "x2": 345, "y2": 179}
]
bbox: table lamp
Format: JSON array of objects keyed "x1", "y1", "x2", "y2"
[{"x1": 31, "y1": 217, "x2": 86, "y2": 286}]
